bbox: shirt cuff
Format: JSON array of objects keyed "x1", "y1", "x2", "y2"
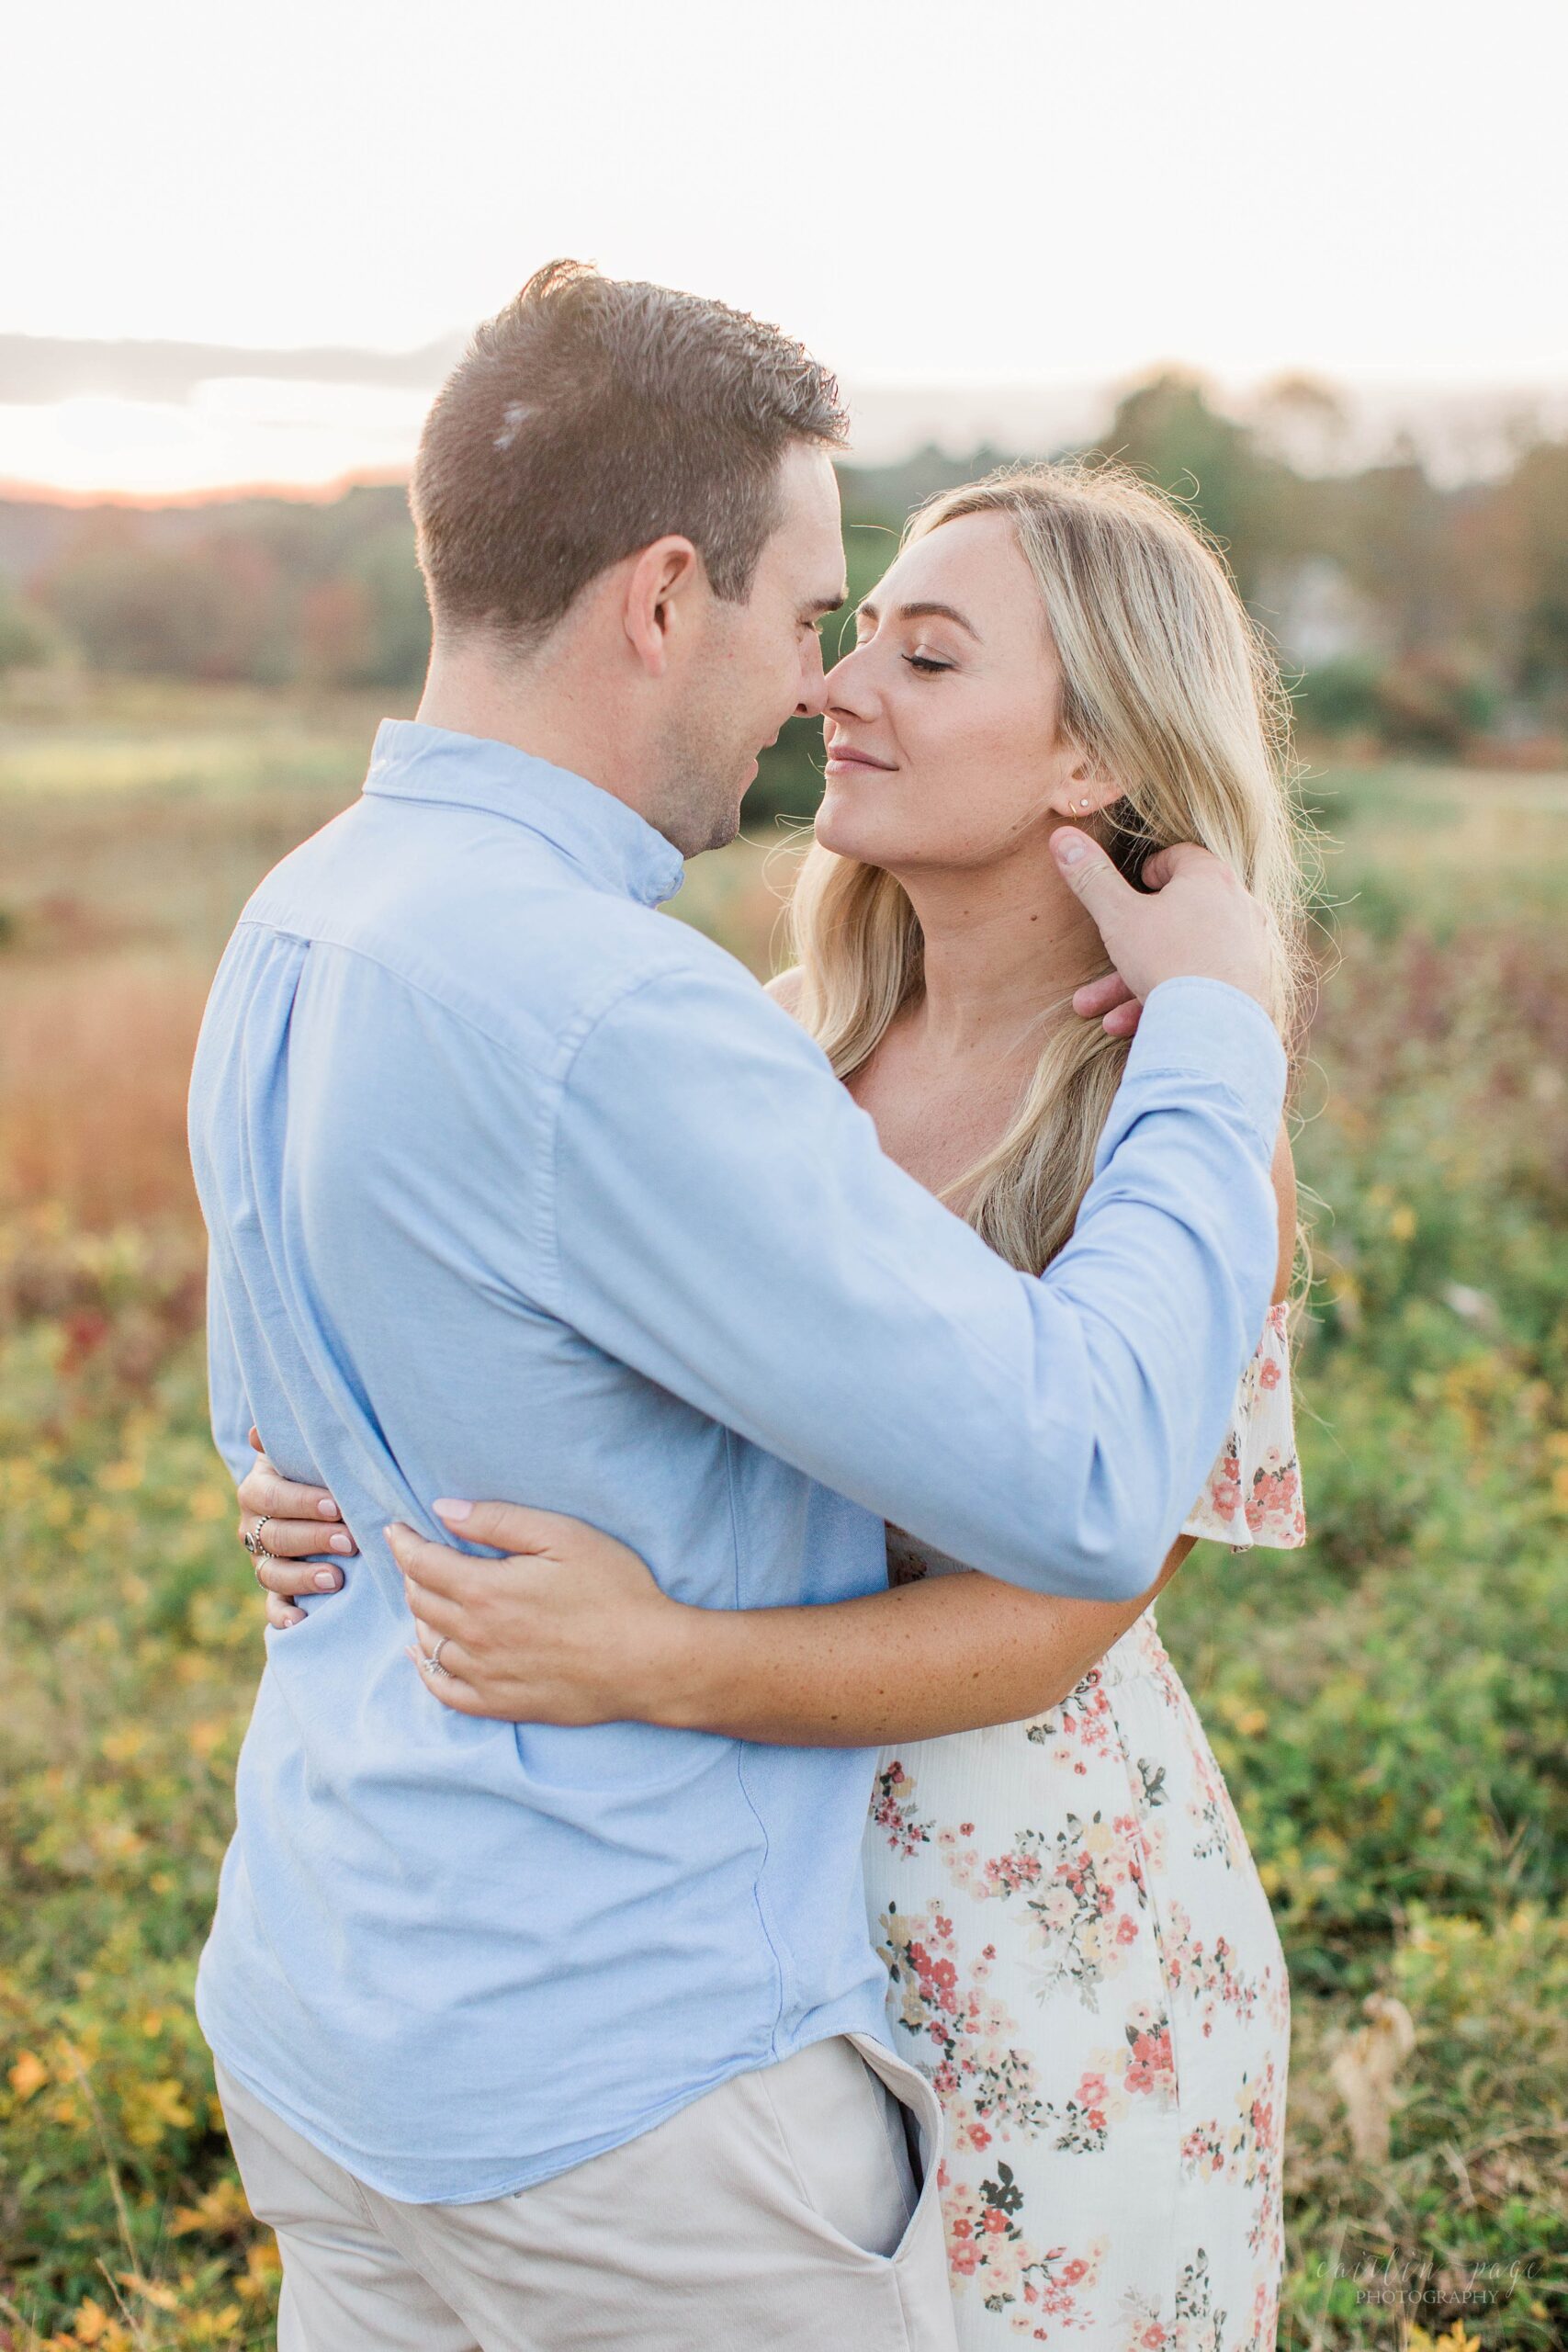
[{"x1": 1125, "y1": 978, "x2": 1287, "y2": 1147}]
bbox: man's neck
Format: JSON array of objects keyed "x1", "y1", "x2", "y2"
[{"x1": 415, "y1": 640, "x2": 649, "y2": 824}]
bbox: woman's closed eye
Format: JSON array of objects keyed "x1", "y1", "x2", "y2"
[{"x1": 904, "y1": 652, "x2": 954, "y2": 675}]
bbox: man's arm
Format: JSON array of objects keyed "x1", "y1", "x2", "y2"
[
  {"x1": 207, "y1": 1264, "x2": 256, "y2": 1488},
  {"x1": 547, "y1": 947, "x2": 1285, "y2": 1605},
  {"x1": 641, "y1": 1128, "x2": 1296, "y2": 1741},
  {"x1": 385, "y1": 1132, "x2": 1296, "y2": 1731}
]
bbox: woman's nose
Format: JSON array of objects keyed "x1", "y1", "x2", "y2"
[{"x1": 823, "y1": 645, "x2": 877, "y2": 719}]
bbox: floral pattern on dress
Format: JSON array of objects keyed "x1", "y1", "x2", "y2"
[
  {"x1": 872, "y1": 1757, "x2": 935, "y2": 1857},
  {"x1": 1023, "y1": 1671, "x2": 1126, "y2": 1776},
  {"x1": 1162, "y1": 1902, "x2": 1264, "y2": 2037},
  {"x1": 936, "y1": 1807, "x2": 1163, "y2": 2013},
  {"x1": 1114, "y1": 2246, "x2": 1230, "y2": 2352},
  {"x1": 881, "y1": 1890, "x2": 1114, "y2": 2329},
  {"x1": 1182, "y1": 1304, "x2": 1305, "y2": 1552},
  {"x1": 863, "y1": 1317, "x2": 1303, "y2": 2349}
]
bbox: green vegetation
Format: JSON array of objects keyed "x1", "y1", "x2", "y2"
[{"x1": 1, "y1": 684, "x2": 1563, "y2": 2347}]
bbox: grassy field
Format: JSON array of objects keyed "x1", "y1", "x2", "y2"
[{"x1": 1, "y1": 681, "x2": 1564, "y2": 2351}]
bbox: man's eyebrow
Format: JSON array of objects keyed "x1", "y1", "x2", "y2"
[
  {"x1": 806, "y1": 586, "x2": 848, "y2": 617},
  {"x1": 856, "y1": 597, "x2": 982, "y2": 640}
]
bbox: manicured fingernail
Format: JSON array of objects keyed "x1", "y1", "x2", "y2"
[
  {"x1": 1055, "y1": 831, "x2": 1088, "y2": 865},
  {"x1": 317, "y1": 1497, "x2": 341, "y2": 1520},
  {"x1": 329, "y1": 1532, "x2": 354, "y2": 1554},
  {"x1": 313, "y1": 1568, "x2": 342, "y2": 1590},
  {"x1": 434, "y1": 1498, "x2": 471, "y2": 1521}
]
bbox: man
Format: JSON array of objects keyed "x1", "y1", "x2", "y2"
[{"x1": 189, "y1": 261, "x2": 1287, "y2": 2351}]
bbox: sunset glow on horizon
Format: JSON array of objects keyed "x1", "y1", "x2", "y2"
[
  {"x1": 6, "y1": 0, "x2": 1564, "y2": 502},
  {"x1": 0, "y1": 384, "x2": 433, "y2": 502}
]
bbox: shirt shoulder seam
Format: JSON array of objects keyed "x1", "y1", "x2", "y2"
[{"x1": 231, "y1": 915, "x2": 650, "y2": 1088}]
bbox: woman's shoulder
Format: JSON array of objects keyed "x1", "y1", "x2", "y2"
[{"x1": 765, "y1": 967, "x2": 807, "y2": 1020}]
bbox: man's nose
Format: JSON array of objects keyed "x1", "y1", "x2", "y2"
[{"x1": 795, "y1": 633, "x2": 829, "y2": 718}]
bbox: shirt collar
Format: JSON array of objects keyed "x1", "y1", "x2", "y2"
[{"x1": 362, "y1": 719, "x2": 687, "y2": 909}]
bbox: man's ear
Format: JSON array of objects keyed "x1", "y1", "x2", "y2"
[{"x1": 622, "y1": 536, "x2": 705, "y2": 678}]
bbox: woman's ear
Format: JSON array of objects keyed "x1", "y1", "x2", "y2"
[{"x1": 1051, "y1": 750, "x2": 1122, "y2": 822}]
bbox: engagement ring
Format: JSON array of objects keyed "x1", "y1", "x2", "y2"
[
  {"x1": 243, "y1": 1515, "x2": 274, "y2": 1557},
  {"x1": 422, "y1": 1636, "x2": 451, "y2": 1678}
]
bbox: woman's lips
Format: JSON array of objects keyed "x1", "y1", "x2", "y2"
[{"x1": 824, "y1": 746, "x2": 897, "y2": 772}]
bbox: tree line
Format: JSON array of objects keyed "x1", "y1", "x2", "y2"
[{"x1": 3, "y1": 371, "x2": 1566, "y2": 803}]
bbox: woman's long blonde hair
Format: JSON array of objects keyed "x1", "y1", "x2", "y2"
[{"x1": 788, "y1": 458, "x2": 1314, "y2": 1278}]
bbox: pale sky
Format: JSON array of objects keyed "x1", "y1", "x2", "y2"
[{"x1": 5, "y1": 0, "x2": 1565, "y2": 496}]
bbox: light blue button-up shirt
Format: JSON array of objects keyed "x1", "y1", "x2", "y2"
[{"x1": 189, "y1": 719, "x2": 1285, "y2": 2203}]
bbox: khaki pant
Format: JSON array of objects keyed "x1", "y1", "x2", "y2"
[{"x1": 217, "y1": 2034, "x2": 959, "y2": 2351}]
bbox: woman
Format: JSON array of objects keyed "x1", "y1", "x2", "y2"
[{"x1": 241, "y1": 460, "x2": 1310, "y2": 2348}]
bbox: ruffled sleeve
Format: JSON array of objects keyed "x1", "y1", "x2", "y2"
[{"x1": 1181, "y1": 1300, "x2": 1306, "y2": 1552}]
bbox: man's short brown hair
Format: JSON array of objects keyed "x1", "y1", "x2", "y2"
[{"x1": 410, "y1": 261, "x2": 849, "y2": 649}]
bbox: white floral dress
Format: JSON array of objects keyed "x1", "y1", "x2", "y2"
[{"x1": 863, "y1": 1303, "x2": 1304, "y2": 2351}]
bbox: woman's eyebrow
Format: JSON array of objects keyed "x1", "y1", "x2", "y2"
[{"x1": 856, "y1": 597, "x2": 982, "y2": 640}]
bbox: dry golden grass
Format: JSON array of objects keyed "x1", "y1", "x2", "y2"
[{"x1": 0, "y1": 956, "x2": 209, "y2": 1231}]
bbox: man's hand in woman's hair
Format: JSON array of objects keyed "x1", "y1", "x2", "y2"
[
  {"x1": 1071, "y1": 968, "x2": 1144, "y2": 1039},
  {"x1": 1052, "y1": 830, "x2": 1277, "y2": 1017}
]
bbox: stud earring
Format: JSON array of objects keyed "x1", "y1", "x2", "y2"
[{"x1": 1077, "y1": 797, "x2": 1093, "y2": 812}]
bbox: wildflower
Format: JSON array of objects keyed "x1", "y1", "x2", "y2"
[{"x1": 8, "y1": 2051, "x2": 48, "y2": 2101}]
